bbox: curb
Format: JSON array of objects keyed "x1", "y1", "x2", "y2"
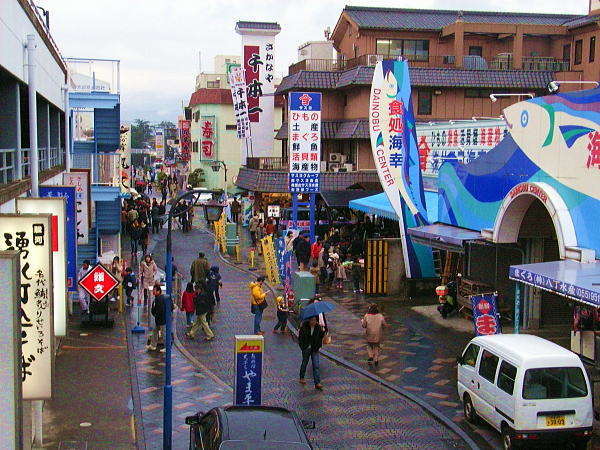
[{"x1": 123, "y1": 312, "x2": 147, "y2": 450}]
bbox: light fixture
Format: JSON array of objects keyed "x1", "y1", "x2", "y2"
[
  {"x1": 210, "y1": 162, "x2": 221, "y2": 173},
  {"x1": 472, "y1": 116, "x2": 503, "y2": 121},
  {"x1": 201, "y1": 199, "x2": 226, "y2": 223},
  {"x1": 449, "y1": 119, "x2": 477, "y2": 125},
  {"x1": 489, "y1": 93, "x2": 534, "y2": 103},
  {"x1": 547, "y1": 80, "x2": 599, "y2": 94}
]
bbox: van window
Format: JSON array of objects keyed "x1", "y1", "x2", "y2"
[
  {"x1": 522, "y1": 367, "x2": 588, "y2": 399},
  {"x1": 478, "y1": 350, "x2": 499, "y2": 383},
  {"x1": 462, "y1": 343, "x2": 480, "y2": 367},
  {"x1": 497, "y1": 361, "x2": 517, "y2": 395}
]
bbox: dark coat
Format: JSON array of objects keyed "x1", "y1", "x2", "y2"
[
  {"x1": 151, "y1": 294, "x2": 167, "y2": 326},
  {"x1": 194, "y1": 291, "x2": 213, "y2": 315},
  {"x1": 295, "y1": 238, "x2": 311, "y2": 259},
  {"x1": 298, "y1": 322, "x2": 325, "y2": 353}
]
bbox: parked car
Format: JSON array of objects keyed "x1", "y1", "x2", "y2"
[
  {"x1": 186, "y1": 405, "x2": 315, "y2": 449},
  {"x1": 457, "y1": 334, "x2": 593, "y2": 449}
]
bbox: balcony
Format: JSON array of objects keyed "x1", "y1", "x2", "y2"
[
  {"x1": 0, "y1": 147, "x2": 65, "y2": 185},
  {"x1": 246, "y1": 157, "x2": 288, "y2": 171},
  {"x1": 66, "y1": 58, "x2": 120, "y2": 94}
]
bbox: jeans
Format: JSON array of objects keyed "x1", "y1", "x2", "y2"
[
  {"x1": 274, "y1": 310, "x2": 288, "y2": 331},
  {"x1": 152, "y1": 218, "x2": 160, "y2": 233},
  {"x1": 130, "y1": 238, "x2": 138, "y2": 255},
  {"x1": 253, "y1": 308, "x2": 263, "y2": 334},
  {"x1": 185, "y1": 312, "x2": 194, "y2": 326},
  {"x1": 299, "y1": 348, "x2": 321, "y2": 385}
]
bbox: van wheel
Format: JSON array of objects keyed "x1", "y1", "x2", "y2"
[
  {"x1": 501, "y1": 424, "x2": 518, "y2": 450},
  {"x1": 463, "y1": 394, "x2": 477, "y2": 423}
]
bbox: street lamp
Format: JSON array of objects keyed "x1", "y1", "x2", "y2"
[
  {"x1": 207, "y1": 159, "x2": 228, "y2": 196},
  {"x1": 163, "y1": 188, "x2": 223, "y2": 449},
  {"x1": 201, "y1": 198, "x2": 227, "y2": 223}
]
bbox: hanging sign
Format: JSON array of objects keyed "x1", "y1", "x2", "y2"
[
  {"x1": 471, "y1": 293, "x2": 502, "y2": 336},
  {"x1": 234, "y1": 335, "x2": 264, "y2": 406},
  {"x1": 178, "y1": 119, "x2": 191, "y2": 162},
  {"x1": 228, "y1": 66, "x2": 251, "y2": 139},
  {"x1": 78, "y1": 263, "x2": 119, "y2": 302},
  {"x1": 0, "y1": 214, "x2": 54, "y2": 400},
  {"x1": 63, "y1": 170, "x2": 90, "y2": 245},
  {"x1": 260, "y1": 235, "x2": 280, "y2": 285}
]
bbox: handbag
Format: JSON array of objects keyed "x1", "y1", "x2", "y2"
[{"x1": 323, "y1": 333, "x2": 332, "y2": 345}]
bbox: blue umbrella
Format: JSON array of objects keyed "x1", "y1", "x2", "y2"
[{"x1": 300, "y1": 301, "x2": 335, "y2": 320}]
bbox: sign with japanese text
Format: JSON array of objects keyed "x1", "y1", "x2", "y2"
[
  {"x1": 275, "y1": 237, "x2": 294, "y2": 308},
  {"x1": 0, "y1": 214, "x2": 54, "y2": 400},
  {"x1": 63, "y1": 170, "x2": 90, "y2": 245},
  {"x1": 238, "y1": 24, "x2": 280, "y2": 157},
  {"x1": 16, "y1": 198, "x2": 68, "y2": 337},
  {"x1": 78, "y1": 263, "x2": 119, "y2": 302},
  {"x1": 178, "y1": 119, "x2": 191, "y2": 162},
  {"x1": 39, "y1": 186, "x2": 77, "y2": 292},
  {"x1": 470, "y1": 293, "x2": 502, "y2": 336},
  {"x1": 228, "y1": 66, "x2": 251, "y2": 139},
  {"x1": 155, "y1": 129, "x2": 164, "y2": 153},
  {"x1": 260, "y1": 235, "x2": 280, "y2": 285},
  {"x1": 200, "y1": 116, "x2": 216, "y2": 160},
  {"x1": 234, "y1": 335, "x2": 263, "y2": 406},
  {"x1": 289, "y1": 92, "x2": 321, "y2": 193},
  {"x1": 267, "y1": 205, "x2": 280, "y2": 218},
  {"x1": 0, "y1": 252, "x2": 23, "y2": 449},
  {"x1": 416, "y1": 120, "x2": 509, "y2": 177}
]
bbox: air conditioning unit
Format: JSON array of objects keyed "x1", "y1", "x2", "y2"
[
  {"x1": 367, "y1": 54, "x2": 384, "y2": 66},
  {"x1": 329, "y1": 153, "x2": 345, "y2": 163},
  {"x1": 328, "y1": 163, "x2": 341, "y2": 172}
]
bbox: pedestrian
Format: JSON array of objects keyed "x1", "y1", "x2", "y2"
[
  {"x1": 284, "y1": 230, "x2": 296, "y2": 253},
  {"x1": 122, "y1": 267, "x2": 137, "y2": 306},
  {"x1": 147, "y1": 284, "x2": 167, "y2": 352},
  {"x1": 295, "y1": 234, "x2": 311, "y2": 271},
  {"x1": 151, "y1": 199, "x2": 161, "y2": 233},
  {"x1": 190, "y1": 252, "x2": 210, "y2": 285},
  {"x1": 309, "y1": 261, "x2": 321, "y2": 293},
  {"x1": 206, "y1": 266, "x2": 222, "y2": 304},
  {"x1": 139, "y1": 221, "x2": 149, "y2": 258},
  {"x1": 231, "y1": 198, "x2": 241, "y2": 224},
  {"x1": 273, "y1": 296, "x2": 289, "y2": 334},
  {"x1": 77, "y1": 260, "x2": 92, "y2": 314},
  {"x1": 248, "y1": 213, "x2": 259, "y2": 247},
  {"x1": 265, "y1": 218, "x2": 275, "y2": 236},
  {"x1": 310, "y1": 238, "x2": 323, "y2": 266},
  {"x1": 298, "y1": 315, "x2": 325, "y2": 390},
  {"x1": 351, "y1": 257, "x2": 364, "y2": 293},
  {"x1": 361, "y1": 304, "x2": 387, "y2": 365},
  {"x1": 139, "y1": 254, "x2": 158, "y2": 305},
  {"x1": 249, "y1": 276, "x2": 268, "y2": 335},
  {"x1": 186, "y1": 282, "x2": 214, "y2": 341},
  {"x1": 109, "y1": 256, "x2": 123, "y2": 304},
  {"x1": 129, "y1": 219, "x2": 142, "y2": 259},
  {"x1": 181, "y1": 282, "x2": 196, "y2": 327},
  {"x1": 160, "y1": 184, "x2": 168, "y2": 204}
]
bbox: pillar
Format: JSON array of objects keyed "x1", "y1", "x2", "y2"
[
  {"x1": 512, "y1": 27, "x2": 524, "y2": 70},
  {"x1": 453, "y1": 22, "x2": 464, "y2": 68}
]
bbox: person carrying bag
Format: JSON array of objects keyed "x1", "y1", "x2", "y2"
[{"x1": 249, "y1": 276, "x2": 268, "y2": 335}]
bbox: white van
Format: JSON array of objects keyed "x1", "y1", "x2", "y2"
[{"x1": 457, "y1": 334, "x2": 593, "y2": 449}]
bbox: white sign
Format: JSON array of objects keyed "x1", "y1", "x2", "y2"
[
  {"x1": 63, "y1": 170, "x2": 90, "y2": 245},
  {"x1": 267, "y1": 205, "x2": 280, "y2": 218},
  {"x1": 0, "y1": 215, "x2": 54, "y2": 400},
  {"x1": 0, "y1": 252, "x2": 23, "y2": 449},
  {"x1": 16, "y1": 198, "x2": 68, "y2": 337},
  {"x1": 228, "y1": 66, "x2": 251, "y2": 139}
]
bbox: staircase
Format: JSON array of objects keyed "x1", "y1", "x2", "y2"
[{"x1": 77, "y1": 226, "x2": 98, "y2": 268}]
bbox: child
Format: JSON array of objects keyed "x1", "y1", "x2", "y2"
[
  {"x1": 351, "y1": 257, "x2": 364, "y2": 293},
  {"x1": 309, "y1": 261, "x2": 320, "y2": 293},
  {"x1": 181, "y1": 282, "x2": 196, "y2": 327},
  {"x1": 206, "y1": 266, "x2": 222, "y2": 304},
  {"x1": 333, "y1": 253, "x2": 347, "y2": 291},
  {"x1": 122, "y1": 267, "x2": 137, "y2": 306},
  {"x1": 273, "y1": 296, "x2": 289, "y2": 334}
]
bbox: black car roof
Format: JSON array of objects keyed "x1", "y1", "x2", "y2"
[{"x1": 220, "y1": 406, "x2": 304, "y2": 443}]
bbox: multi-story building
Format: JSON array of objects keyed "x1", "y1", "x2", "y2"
[{"x1": 195, "y1": 55, "x2": 241, "y2": 90}]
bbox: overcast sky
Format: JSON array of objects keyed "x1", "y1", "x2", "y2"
[{"x1": 40, "y1": 0, "x2": 588, "y2": 123}]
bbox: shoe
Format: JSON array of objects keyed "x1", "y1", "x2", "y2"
[
  {"x1": 299, "y1": 378, "x2": 306, "y2": 384},
  {"x1": 159, "y1": 348, "x2": 166, "y2": 353},
  {"x1": 315, "y1": 383, "x2": 323, "y2": 390},
  {"x1": 146, "y1": 345, "x2": 157, "y2": 351}
]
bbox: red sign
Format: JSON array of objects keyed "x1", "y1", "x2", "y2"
[
  {"x1": 508, "y1": 183, "x2": 548, "y2": 203},
  {"x1": 244, "y1": 45, "x2": 261, "y2": 122},
  {"x1": 179, "y1": 119, "x2": 191, "y2": 162},
  {"x1": 78, "y1": 263, "x2": 119, "y2": 301}
]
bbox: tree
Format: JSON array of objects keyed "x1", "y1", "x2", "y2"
[
  {"x1": 130, "y1": 119, "x2": 153, "y2": 148},
  {"x1": 157, "y1": 121, "x2": 178, "y2": 141}
]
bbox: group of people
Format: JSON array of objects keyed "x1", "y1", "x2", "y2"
[{"x1": 123, "y1": 195, "x2": 167, "y2": 260}]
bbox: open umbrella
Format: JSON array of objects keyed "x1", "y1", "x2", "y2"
[{"x1": 300, "y1": 301, "x2": 335, "y2": 320}]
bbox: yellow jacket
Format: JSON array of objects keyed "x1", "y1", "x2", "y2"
[{"x1": 249, "y1": 281, "x2": 266, "y2": 305}]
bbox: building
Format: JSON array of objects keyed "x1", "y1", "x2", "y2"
[
  {"x1": 195, "y1": 55, "x2": 241, "y2": 90},
  {"x1": 298, "y1": 41, "x2": 335, "y2": 61}
]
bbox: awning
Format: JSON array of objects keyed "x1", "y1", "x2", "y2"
[
  {"x1": 408, "y1": 224, "x2": 482, "y2": 253},
  {"x1": 320, "y1": 190, "x2": 382, "y2": 208},
  {"x1": 348, "y1": 191, "x2": 439, "y2": 222},
  {"x1": 509, "y1": 260, "x2": 600, "y2": 308}
]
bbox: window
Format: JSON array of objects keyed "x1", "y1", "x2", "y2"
[
  {"x1": 497, "y1": 361, "x2": 517, "y2": 395},
  {"x1": 469, "y1": 46, "x2": 483, "y2": 57},
  {"x1": 478, "y1": 350, "x2": 499, "y2": 383},
  {"x1": 575, "y1": 39, "x2": 583, "y2": 65},
  {"x1": 590, "y1": 36, "x2": 596, "y2": 63},
  {"x1": 376, "y1": 39, "x2": 429, "y2": 61},
  {"x1": 523, "y1": 367, "x2": 588, "y2": 399},
  {"x1": 462, "y1": 344, "x2": 480, "y2": 367},
  {"x1": 192, "y1": 141, "x2": 199, "y2": 153},
  {"x1": 207, "y1": 80, "x2": 220, "y2": 88},
  {"x1": 465, "y1": 88, "x2": 493, "y2": 99},
  {"x1": 194, "y1": 111, "x2": 200, "y2": 122},
  {"x1": 225, "y1": 124, "x2": 237, "y2": 130},
  {"x1": 563, "y1": 44, "x2": 572, "y2": 62},
  {"x1": 417, "y1": 89, "x2": 432, "y2": 115}
]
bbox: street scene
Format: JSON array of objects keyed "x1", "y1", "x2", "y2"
[{"x1": 1, "y1": 0, "x2": 600, "y2": 449}]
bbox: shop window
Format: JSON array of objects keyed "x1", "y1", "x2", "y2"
[
  {"x1": 225, "y1": 125, "x2": 237, "y2": 130},
  {"x1": 469, "y1": 46, "x2": 483, "y2": 57},
  {"x1": 376, "y1": 39, "x2": 429, "y2": 61},
  {"x1": 497, "y1": 361, "x2": 517, "y2": 395},
  {"x1": 574, "y1": 39, "x2": 583, "y2": 65},
  {"x1": 465, "y1": 88, "x2": 493, "y2": 99},
  {"x1": 192, "y1": 141, "x2": 198, "y2": 152},
  {"x1": 590, "y1": 36, "x2": 596, "y2": 63},
  {"x1": 478, "y1": 350, "x2": 499, "y2": 383},
  {"x1": 417, "y1": 89, "x2": 432, "y2": 115}
]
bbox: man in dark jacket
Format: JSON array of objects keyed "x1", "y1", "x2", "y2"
[
  {"x1": 298, "y1": 316, "x2": 325, "y2": 389},
  {"x1": 295, "y1": 234, "x2": 311, "y2": 271},
  {"x1": 147, "y1": 284, "x2": 166, "y2": 351},
  {"x1": 186, "y1": 283, "x2": 215, "y2": 340}
]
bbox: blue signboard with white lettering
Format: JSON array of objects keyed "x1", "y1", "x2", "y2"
[
  {"x1": 234, "y1": 336, "x2": 264, "y2": 406},
  {"x1": 40, "y1": 185, "x2": 77, "y2": 291}
]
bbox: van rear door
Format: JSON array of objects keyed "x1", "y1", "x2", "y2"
[{"x1": 492, "y1": 359, "x2": 518, "y2": 430}]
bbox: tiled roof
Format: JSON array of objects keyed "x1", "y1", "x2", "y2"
[
  {"x1": 235, "y1": 21, "x2": 281, "y2": 31},
  {"x1": 344, "y1": 6, "x2": 580, "y2": 30},
  {"x1": 276, "y1": 119, "x2": 369, "y2": 140},
  {"x1": 189, "y1": 89, "x2": 285, "y2": 108},
  {"x1": 336, "y1": 66, "x2": 374, "y2": 88},
  {"x1": 275, "y1": 71, "x2": 339, "y2": 94},
  {"x1": 562, "y1": 14, "x2": 599, "y2": 29}
]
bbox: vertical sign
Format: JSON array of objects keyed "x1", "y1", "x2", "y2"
[
  {"x1": 289, "y1": 92, "x2": 322, "y2": 193},
  {"x1": 178, "y1": 119, "x2": 191, "y2": 162},
  {"x1": 16, "y1": 198, "x2": 68, "y2": 337},
  {"x1": 200, "y1": 116, "x2": 216, "y2": 160},
  {"x1": 155, "y1": 129, "x2": 164, "y2": 158},
  {"x1": 234, "y1": 335, "x2": 264, "y2": 406},
  {"x1": 0, "y1": 252, "x2": 23, "y2": 449},
  {"x1": 0, "y1": 214, "x2": 54, "y2": 400},
  {"x1": 119, "y1": 125, "x2": 132, "y2": 192},
  {"x1": 236, "y1": 21, "x2": 280, "y2": 157},
  {"x1": 228, "y1": 66, "x2": 251, "y2": 139},
  {"x1": 260, "y1": 235, "x2": 280, "y2": 285},
  {"x1": 471, "y1": 294, "x2": 502, "y2": 336},
  {"x1": 64, "y1": 170, "x2": 90, "y2": 245},
  {"x1": 275, "y1": 237, "x2": 294, "y2": 307},
  {"x1": 39, "y1": 186, "x2": 77, "y2": 292}
]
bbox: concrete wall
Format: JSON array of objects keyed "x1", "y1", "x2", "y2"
[{"x1": 298, "y1": 41, "x2": 335, "y2": 60}]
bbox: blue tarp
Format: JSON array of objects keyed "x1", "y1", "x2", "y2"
[{"x1": 348, "y1": 191, "x2": 438, "y2": 222}]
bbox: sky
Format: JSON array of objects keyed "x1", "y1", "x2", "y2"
[{"x1": 40, "y1": 0, "x2": 588, "y2": 123}]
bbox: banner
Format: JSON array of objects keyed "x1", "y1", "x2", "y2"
[
  {"x1": 275, "y1": 237, "x2": 293, "y2": 307},
  {"x1": 228, "y1": 66, "x2": 251, "y2": 139},
  {"x1": 39, "y1": 186, "x2": 77, "y2": 292},
  {"x1": 471, "y1": 293, "x2": 502, "y2": 336},
  {"x1": 178, "y1": 119, "x2": 191, "y2": 162},
  {"x1": 241, "y1": 196, "x2": 253, "y2": 227},
  {"x1": 0, "y1": 214, "x2": 54, "y2": 400},
  {"x1": 63, "y1": 170, "x2": 90, "y2": 245},
  {"x1": 369, "y1": 60, "x2": 434, "y2": 279},
  {"x1": 289, "y1": 92, "x2": 322, "y2": 193},
  {"x1": 200, "y1": 116, "x2": 217, "y2": 160},
  {"x1": 155, "y1": 129, "x2": 164, "y2": 156},
  {"x1": 213, "y1": 214, "x2": 227, "y2": 253},
  {"x1": 234, "y1": 335, "x2": 263, "y2": 406},
  {"x1": 260, "y1": 235, "x2": 280, "y2": 285}
]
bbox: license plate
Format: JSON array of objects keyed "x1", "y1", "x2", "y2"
[{"x1": 545, "y1": 415, "x2": 565, "y2": 427}]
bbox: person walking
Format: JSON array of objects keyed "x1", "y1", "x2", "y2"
[
  {"x1": 151, "y1": 199, "x2": 161, "y2": 234},
  {"x1": 181, "y1": 282, "x2": 196, "y2": 327},
  {"x1": 248, "y1": 213, "x2": 260, "y2": 247},
  {"x1": 77, "y1": 260, "x2": 92, "y2": 314},
  {"x1": 298, "y1": 315, "x2": 325, "y2": 390},
  {"x1": 139, "y1": 221, "x2": 149, "y2": 258},
  {"x1": 122, "y1": 267, "x2": 137, "y2": 307},
  {"x1": 351, "y1": 257, "x2": 364, "y2": 293},
  {"x1": 249, "y1": 276, "x2": 268, "y2": 335},
  {"x1": 186, "y1": 283, "x2": 214, "y2": 341},
  {"x1": 147, "y1": 284, "x2": 167, "y2": 352},
  {"x1": 139, "y1": 254, "x2": 158, "y2": 305},
  {"x1": 295, "y1": 234, "x2": 311, "y2": 271},
  {"x1": 190, "y1": 252, "x2": 209, "y2": 285},
  {"x1": 230, "y1": 198, "x2": 241, "y2": 224},
  {"x1": 129, "y1": 219, "x2": 142, "y2": 259},
  {"x1": 273, "y1": 296, "x2": 289, "y2": 334},
  {"x1": 206, "y1": 266, "x2": 222, "y2": 304},
  {"x1": 361, "y1": 304, "x2": 387, "y2": 365},
  {"x1": 310, "y1": 238, "x2": 323, "y2": 266}
]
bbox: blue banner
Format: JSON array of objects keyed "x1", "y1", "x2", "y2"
[
  {"x1": 470, "y1": 293, "x2": 502, "y2": 336},
  {"x1": 39, "y1": 185, "x2": 78, "y2": 292}
]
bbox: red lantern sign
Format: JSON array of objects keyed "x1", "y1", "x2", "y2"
[{"x1": 78, "y1": 263, "x2": 119, "y2": 301}]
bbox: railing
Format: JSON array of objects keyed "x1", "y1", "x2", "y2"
[
  {"x1": 0, "y1": 147, "x2": 64, "y2": 185},
  {"x1": 289, "y1": 59, "x2": 348, "y2": 74},
  {"x1": 246, "y1": 157, "x2": 288, "y2": 171},
  {"x1": 65, "y1": 57, "x2": 121, "y2": 94}
]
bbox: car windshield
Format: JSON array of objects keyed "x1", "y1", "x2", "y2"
[
  {"x1": 219, "y1": 441, "x2": 311, "y2": 450},
  {"x1": 522, "y1": 366, "x2": 588, "y2": 399}
]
